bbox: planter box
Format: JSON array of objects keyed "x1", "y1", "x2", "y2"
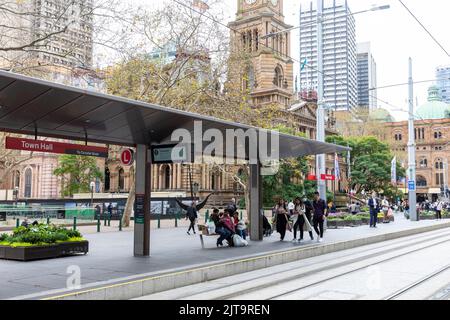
[
  {"x1": 420, "y1": 216, "x2": 436, "y2": 220},
  {"x1": 0, "y1": 241, "x2": 89, "y2": 261}
]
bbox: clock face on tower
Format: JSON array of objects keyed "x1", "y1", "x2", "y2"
[
  {"x1": 270, "y1": 0, "x2": 278, "y2": 5},
  {"x1": 245, "y1": 0, "x2": 257, "y2": 5}
]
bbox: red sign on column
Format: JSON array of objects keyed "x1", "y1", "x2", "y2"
[
  {"x1": 121, "y1": 149, "x2": 135, "y2": 166},
  {"x1": 321, "y1": 174, "x2": 336, "y2": 181}
]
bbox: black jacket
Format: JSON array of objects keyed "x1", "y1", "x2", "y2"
[{"x1": 175, "y1": 193, "x2": 214, "y2": 220}]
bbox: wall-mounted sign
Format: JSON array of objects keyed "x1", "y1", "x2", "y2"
[
  {"x1": 151, "y1": 144, "x2": 189, "y2": 164},
  {"x1": 321, "y1": 174, "x2": 336, "y2": 181},
  {"x1": 5, "y1": 137, "x2": 108, "y2": 158},
  {"x1": 134, "y1": 194, "x2": 145, "y2": 224},
  {"x1": 120, "y1": 149, "x2": 135, "y2": 166}
]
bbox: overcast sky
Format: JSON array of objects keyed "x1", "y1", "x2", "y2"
[{"x1": 131, "y1": 0, "x2": 450, "y2": 121}]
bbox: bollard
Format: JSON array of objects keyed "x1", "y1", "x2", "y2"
[
  {"x1": 16, "y1": 218, "x2": 20, "y2": 228},
  {"x1": 205, "y1": 210, "x2": 209, "y2": 223},
  {"x1": 104, "y1": 215, "x2": 107, "y2": 226},
  {"x1": 119, "y1": 217, "x2": 122, "y2": 232},
  {"x1": 240, "y1": 211, "x2": 243, "y2": 220},
  {"x1": 175, "y1": 214, "x2": 178, "y2": 228},
  {"x1": 73, "y1": 217, "x2": 77, "y2": 231},
  {"x1": 97, "y1": 217, "x2": 101, "y2": 233},
  {"x1": 157, "y1": 215, "x2": 161, "y2": 229},
  {"x1": 47, "y1": 217, "x2": 50, "y2": 225}
]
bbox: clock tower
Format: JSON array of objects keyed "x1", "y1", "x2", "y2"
[{"x1": 229, "y1": 0, "x2": 293, "y2": 108}]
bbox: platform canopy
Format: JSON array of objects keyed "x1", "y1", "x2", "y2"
[{"x1": 0, "y1": 70, "x2": 349, "y2": 159}]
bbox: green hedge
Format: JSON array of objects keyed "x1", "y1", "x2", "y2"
[{"x1": 0, "y1": 224, "x2": 84, "y2": 247}]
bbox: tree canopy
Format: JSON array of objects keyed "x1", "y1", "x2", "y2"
[
  {"x1": 53, "y1": 155, "x2": 102, "y2": 197},
  {"x1": 326, "y1": 135, "x2": 405, "y2": 196}
]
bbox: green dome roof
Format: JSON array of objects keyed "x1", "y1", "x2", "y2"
[
  {"x1": 368, "y1": 108, "x2": 395, "y2": 122},
  {"x1": 416, "y1": 86, "x2": 450, "y2": 120}
]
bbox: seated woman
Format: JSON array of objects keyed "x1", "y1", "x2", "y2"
[
  {"x1": 211, "y1": 209, "x2": 234, "y2": 247},
  {"x1": 232, "y1": 211, "x2": 247, "y2": 240}
]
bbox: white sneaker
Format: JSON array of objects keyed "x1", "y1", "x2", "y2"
[
  {"x1": 319, "y1": 238, "x2": 323, "y2": 243},
  {"x1": 292, "y1": 239, "x2": 297, "y2": 243},
  {"x1": 316, "y1": 238, "x2": 320, "y2": 243},
  {"x1": 298, "y1": 239, "x2": 303, "y2": 243}
]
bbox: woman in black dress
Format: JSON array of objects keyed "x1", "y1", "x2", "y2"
[{"x1": 275, "y1": 199, "x2": 289, "y2": 241}]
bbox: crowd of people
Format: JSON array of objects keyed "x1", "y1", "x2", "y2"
[
  {"x1": 272, "y1": 192, "x2": 328, "y2": 243},
  {"x1": 176, "y1": 190, "x2": 450, "y2": 249},
  {"x1": 418, "y1": 199, "x2": 450, "y2": 220}
]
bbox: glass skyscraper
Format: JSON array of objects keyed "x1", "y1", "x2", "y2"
[
  {"x1": 298, "y1": 0, "x2": 357, "y2": 113},
  {"x1": 436, "y1": 66, "x2": 450, "y2": 104}
]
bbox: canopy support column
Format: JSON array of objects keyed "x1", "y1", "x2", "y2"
[
  {"x1": 134, "y1": 144, "x2": 151, "y2": 257},
  {"x1": 249, "y1": 162, "x2": 263, "y2": 241}
]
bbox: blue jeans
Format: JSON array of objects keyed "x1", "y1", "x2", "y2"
[
  {"x1": 216, "y1": 227, "x2": 232, "y2": 245},
  {"x1": 236, "y1": 229, "x2": 247, "y2": 240}
]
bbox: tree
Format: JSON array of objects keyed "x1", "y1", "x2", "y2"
[
  {"x1": 53, "y1": 155, "x2": 102, "y2": 197},
  {"x1": 262, "y1": 125, "x2": 315, "y2": 206},
  {"x1": 0, "y1": 0, "x2": 138, "y2": 76},
  {"x1": 326, "y1": 136, "x2": 406, "y2": 195}
]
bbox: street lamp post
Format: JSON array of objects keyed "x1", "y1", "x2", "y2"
[
  {"x1": 316, "y1": 0, "x2": 327, "y2": 201},
  {"x1": 408, "y1": 58, "x2": 418, "y2": 221}
]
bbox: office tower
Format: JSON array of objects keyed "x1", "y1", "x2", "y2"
[
  {"x1": 357, "y1": 42, "x2": 377, "y2": 110},
  {"x1": 299, "y1": 0, "x2": 357, "y2": 113}
]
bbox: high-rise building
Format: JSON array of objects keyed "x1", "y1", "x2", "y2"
[
  {"x1": 0, "y1": 0, "x2": 94, "y2": 72},
  {"x1": 299, "y1": 0, "x2": 357, "y2": 113},
  {"x1": 436, "y1": 65, "x2": 450, "y2": 103},
  {"x1": 357, "y1": 42, "x2": 377, "y2": 110}
]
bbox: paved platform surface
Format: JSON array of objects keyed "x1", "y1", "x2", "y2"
[{"x1": 1, "y1": 213, "x2": 449, "y2": 299}]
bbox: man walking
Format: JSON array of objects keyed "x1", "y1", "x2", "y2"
[
  {"x1": 368, "y1": 192, "x2": 380, "y2": 228},
  {"x1": 312, "y1": 192, "x2": 327, "y2": 243}
]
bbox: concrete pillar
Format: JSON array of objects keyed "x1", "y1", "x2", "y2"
[
  {"x1": 249, "y1": 162, "x2": 263, "y2": 241},
  {"x1": 134, "y1": 144, "x2": 151, "y2": 257}
]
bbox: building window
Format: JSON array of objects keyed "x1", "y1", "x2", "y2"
[
  {"x1": 104, "y1": 167, "x2": 110, "y2": 192},
  {"x1": 24, "y1": 168, "x2": 32, "y2": 198},
  {"x1": 436, "y1": 173, "x2": 444, "y2": 186},
  {"x1": 416, "y1": 176, "x2": 427, "y2": 187},
  {"x1": 118, "y1": 168, "x2": 125, "y2": 191},
  {"x1": 434, "y1": 131, "x2": 442, "y2": 139},
  {"x1": 419, "y1": 158, "x2": 428, "y2": 168},
  {"x1": 274, "y1": 66, "x2": 284, "y2": 87},
  {"x1": 435, "y1": 159, "x2": 444, "y2": 170}
]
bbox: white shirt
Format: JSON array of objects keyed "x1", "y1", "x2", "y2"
[{"x1": 288, "y1": 202, "x2": 295, "y2": 211}]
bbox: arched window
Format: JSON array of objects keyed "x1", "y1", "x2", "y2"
[
  {"x1": 435, "y1": 159, "x2": 444, "y2": 170},
  {"x1": 164, "y1": 165, "x2": 171, "y2": 189},
  {"x1": 434, "y1": 131, "x2": 442, "y2": 139},
  {"x1": 24, "y1": 168, "x2": 32, "y2": 198},
  {"x1": 118, "y1": 168, "x2": 125, "y2": 191},
  {"x1": 274, "y1": 66, "x2": 284, "y2": 87},
  {"x1": 104, "y1": 167, "x2": 110, "y2": 192},
  {"x1": 416, "y1": 176, "x2": 427, "y2": 187},
  {"x1": 419, "y1": 158, "x2": 428, "y2": 168}
]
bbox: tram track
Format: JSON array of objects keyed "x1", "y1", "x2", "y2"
[
  {"x1": 138, "y1": 228, "x2": 450, "y2": 300},
  {"x1": 260, "y1": 232, "x2": 450, "y2": 300}
]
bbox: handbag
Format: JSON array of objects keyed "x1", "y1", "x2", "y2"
[{"x1": 285, "y1": 214, "x2": 293, "y2": 232}]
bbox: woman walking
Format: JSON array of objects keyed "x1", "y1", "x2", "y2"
[
  {"x1": 299, "y1": 198, "x2": 315, "y2": 243},
  {"x1": 275, "y1": 199, "x2": 289, "y2": 241}
]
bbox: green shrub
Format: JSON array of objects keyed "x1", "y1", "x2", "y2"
[{"x1": 0, "y1": 223, "x2": 85, "y2": 247}]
